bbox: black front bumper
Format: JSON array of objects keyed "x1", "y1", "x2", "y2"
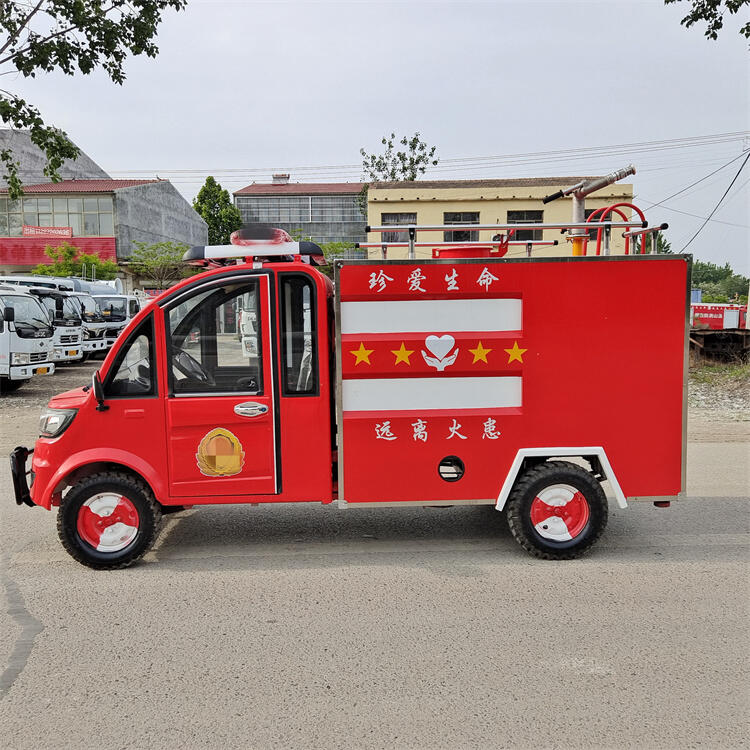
[{"x1": 10, "y1": 446, "x2": 35, "y2": 507}]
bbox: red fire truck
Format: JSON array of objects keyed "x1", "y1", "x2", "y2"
[
  {"x1": 11, "y1": 227, "x2": 690, "y2": 569},
  {"x1": 690, "y1": 302, "x2": 747, "y2": 330}
]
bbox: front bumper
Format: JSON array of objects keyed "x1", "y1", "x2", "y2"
[
  {"x1": 10, "y1": 446, "x2": 35, "y2": 507},
  {"x1": 52, "y1": 348, "x2": 81, "y2": 362},
  {"x1": 8, "y1": 363, "x2": 55, "y2": 379},
  {"x1": 83, "y1": 339, "x2": 108, "y2": 353}
]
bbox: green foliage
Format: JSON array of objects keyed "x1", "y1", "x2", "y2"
[
  {"x1": 192, "y1": 176, "x2": 243, "y2": 245},
  {"x1": 692, "y1": 260, "x2": 749, "y2": 303},
  {"x1": 0, "y1": 1, "x2": 188, "y2": 198},
  {"x1": 32, "y1": 241, "x2": 118, "y2": 279},
  {"x1": 356, "y1": 184, "x2": 369, "y2": 219},
  {"x1": 360, "y1": 132, "x2": 439, "y2": 182},
  {"x1": 128, "y1": 240, "x2": 190, "y2": 288},
  {"x1": 664, "y1": 0, "x2": 750, "y2": 39},
  {"x1": 643, "y1": 233, "x2": 672, "y2": 254}
]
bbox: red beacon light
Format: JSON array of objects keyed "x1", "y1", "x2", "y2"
[{"x1": 183, "y1": 225, "x2": 326, "y2": 266}]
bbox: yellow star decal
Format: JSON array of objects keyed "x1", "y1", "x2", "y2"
[
  {"x1": 504, "y1": 341, "x2": 527, "y2": 363},
  {"x1": 350, "y1": 342, "x2": 373, "y2": 365},
  {"x1": 468, "y1": 341, "x2": 492, "y2": 364},
  {"x1": 391, "y1": 342, "x2": 414, "y2": 365}
]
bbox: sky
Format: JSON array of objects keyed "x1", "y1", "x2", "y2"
[{"x1": 7, "y1": 0, "x2": 750, "y2": 274}]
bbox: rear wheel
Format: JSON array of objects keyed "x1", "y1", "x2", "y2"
[
  {"x1": 506, "y1": 461, "x2": 608, "y2": 560},
  {"x1": 0, "y1": 377, "x2": 29, "y2": 394},
  {"x1": 57, "y1": 471, "x2": 161, "y2": 570}
]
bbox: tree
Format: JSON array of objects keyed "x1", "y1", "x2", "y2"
[
  {"x1": 691, "y1": 259, "x2": 749, "y2": 302},
  {"x1": 0, "y1": 1, "x2": 188, "y2": 198},
  {"x1": 643, "y1": 233, "x2": 672, "y2": 254},
  {"x1": 128, "y1": 240, "x2": 190, "y2": 288},
  {"x1": 664, "y1": 1, "x2": 750, "y2": 39},
  {"x1": 358, "y1": 131, "x2": 439, "y2": 216},
  {"x1": 360, "y1": 132, "x2": 439, "y2": 182},
  {"x1": 32, "y1": 241, "x2": 118, "y2": 279},
  {"x1": 192, "y1": 176, "x2": 243, "y2": 245}
]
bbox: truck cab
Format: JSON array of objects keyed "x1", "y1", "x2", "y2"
[
  {"x1": 69, "y1": 292, "x2": 109, "y2": 359},
  {"x1": 27, "y1": 288, "x2": 84, "y2": 363},
  {"x1": 93, "y1": 294, "x2": 141, "y2": 348},
  {"x1": 0, "y1": 286, "x2": 55, "y2": 393}
]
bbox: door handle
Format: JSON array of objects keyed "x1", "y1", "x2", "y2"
[{"x1": 234, "y1": 401, "x2": 268, "y2": 418}]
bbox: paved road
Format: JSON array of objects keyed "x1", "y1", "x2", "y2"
[{"x1": 1, "y1": 361, "x2": 748, "y2": 749}]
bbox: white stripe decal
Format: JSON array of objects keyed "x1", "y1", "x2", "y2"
[
  {"x1": 341, "y1": 298, "x2": 522, "y2": 334},
  {"x1": 343, "y1": 376, "x2": 522, "y2": 411}
]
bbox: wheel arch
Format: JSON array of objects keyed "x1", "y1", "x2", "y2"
[
  {"x1": 496, "y1": 447, "x2": 627, "y2": 511},
  {"x1": 42, "y1": 449, "x2": 166, "y2": 509}
]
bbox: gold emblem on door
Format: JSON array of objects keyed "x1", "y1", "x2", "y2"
[{"x1": 196, "y1": 428, "x2": 245, "y2": 477}]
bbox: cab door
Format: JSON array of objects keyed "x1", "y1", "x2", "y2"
[{"x1": 164, "y1": 273, "x2": 278, "y2": 498}]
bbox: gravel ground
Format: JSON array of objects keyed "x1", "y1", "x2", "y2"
[{"x1": 688, "y1": 365, "x2": 750, "y2": 438}]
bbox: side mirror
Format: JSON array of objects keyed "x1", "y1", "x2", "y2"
[
  {"x1": 92, "y1": 371, "x2": 109, "y2": 412},
  {"x1": 3, "y1": 306, "x2": 14, "y2": 323}
]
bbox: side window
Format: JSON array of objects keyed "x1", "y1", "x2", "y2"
[
  {"x1": 105, "y1": 316, "x2": 156, "y2": 397},
  {"x1": 129, "y1": 299, "x2": 140, "y2": 317},
  {"x1": 280, "y1": 275, "x2": 317, "y2": 395},
  {"x1": 167, "y1": 281, "x2": 263, "y2": 395}
]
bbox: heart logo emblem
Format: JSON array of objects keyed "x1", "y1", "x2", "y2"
[{"x1": 425, "y1": 334, "x2": 455, "y2": 360}]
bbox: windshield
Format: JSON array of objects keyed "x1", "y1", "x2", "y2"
[
  {"x1": 38, "y1": 296, "x2": 81, "y2": 322},
  {"x1": 73, "y1": 294, "x2": 103, "y2": 321},
  {"x1": 1, "y1": 295, "x2": 52, "y2": 330},
  {"x1": 97, "y1": 296, "x2": 127, "y2": 320}
]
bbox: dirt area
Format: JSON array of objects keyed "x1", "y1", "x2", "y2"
[{"x1": 688, "y1": 362, "x2": 750, "y2": 442}]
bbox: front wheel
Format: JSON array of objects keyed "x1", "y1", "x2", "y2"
[
  {"x1": 506, "y1": 461, "x2": 608, "y2": 560},
  {"x1": 57, "y1": 471, "x2": 162, "y2": 569}
]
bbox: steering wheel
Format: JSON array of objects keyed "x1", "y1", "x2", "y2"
[{"x1": 173, "y1": 349, "x2": 215, "y2": 386}]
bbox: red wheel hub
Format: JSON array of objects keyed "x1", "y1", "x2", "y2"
[
  {"x1": 77, "y1": 493, "x2": 139, "y2": 552},
  {"x1": 529, "y1": 484, "x2": 590, "y2": 541}
]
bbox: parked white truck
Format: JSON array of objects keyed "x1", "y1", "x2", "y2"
[
  {"x1": 0, "y1": 286, "x2": 55, "y2": 393},
  {"x1": 68, "y1": 292, "x2": 109, "y2": 360},
  {"x1": 27, "y1": 288, "x2": 84, "y2": 363},
  {"x1": 92, "y1": 293, "x2": 141, "y2": 348}
]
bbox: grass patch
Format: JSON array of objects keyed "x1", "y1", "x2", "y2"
[{"x1": 690, "y1": 362, "x2": 750, "y2": 387}]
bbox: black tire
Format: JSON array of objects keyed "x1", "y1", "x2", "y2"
[
  {"x1": 0, "y1": 377, "x2": 29, "y2": 394},
  {"x1": 57, "y1": 471, "x2": 162, "y2": 570},
  {"x1": 78, "y1": 352, "x2": 89, "y2": 363},
  {"x1": 506, "y1": 461, "x2": 608, "y2": 560}
]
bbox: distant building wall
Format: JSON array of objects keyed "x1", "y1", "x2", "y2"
[
  {"x1": 114, "y1": 181, "x2": 208, "y2": 258},
  {"x1": 234, "y1": 184, "x2": 366, "y2": 245},
  {"x1": 366, "y1": 180, "x2": 635, "y2": 260},
  {"x1": 0, "y1": 129, "x2": 109, "y2": 185}
]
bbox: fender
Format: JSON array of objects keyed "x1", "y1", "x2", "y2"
[
  {"x1": 34, "y1": 447, "x2": 168, "y2": 510},
  {"x1": 495, "y1": 446, "x2": 627, "y2": 511}
]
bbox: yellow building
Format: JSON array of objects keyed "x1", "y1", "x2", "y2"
[{"x1": 366, "y1": 177, "x2": 634, "y2": 260}]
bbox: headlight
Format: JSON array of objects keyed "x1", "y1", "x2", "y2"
[
  {"x1": 39, "y1": 408, "x2": 78, "y2": 438},
  {"x1": 11, "y1": 352, "x2": 30, "y2": 365}
]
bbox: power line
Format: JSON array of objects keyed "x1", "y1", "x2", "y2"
[
  {"x1": 639, "y1": 201, "x2": 750, "y2": 229},
  {"x1": 680, "y1": 152, "x2": 750, "y2": 252},
  {"x1": 640, "y1": 150, "x2": 750, "y2": 209},
  {"x1": 107, "y1": 131, "x2": 749, "y2": 179}
]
